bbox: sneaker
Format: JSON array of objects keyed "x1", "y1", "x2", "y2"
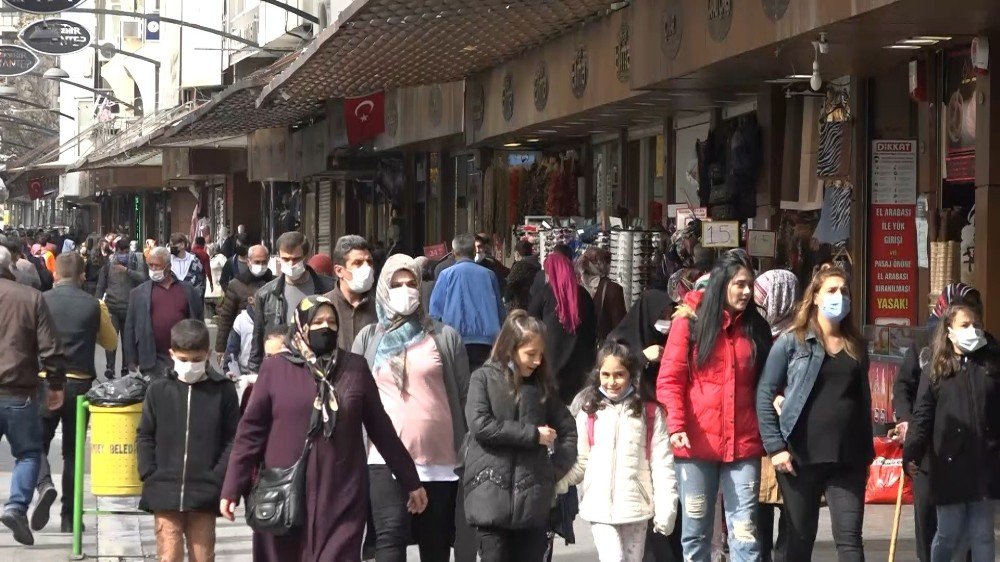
[
  {"x1": 60, "y1": 516, "x2": 82, "y2": 534},
  {"x1": 30, "y1": 485, "x2": 56, "y2": 531},
  {"x1": 1, "y1": 510, "x2": 34, "y2": 545}
]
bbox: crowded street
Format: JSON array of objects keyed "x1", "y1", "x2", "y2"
[{"x1": 2, "y1": 1, "x2": 1000, "y2": 562}]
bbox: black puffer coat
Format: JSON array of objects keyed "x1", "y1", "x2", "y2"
[
  {"x1": 463, "y1": 362, "x2": 577, "y2": 530},
  {"x1": 903, "y1": 342, "x2": 1000, "y2": 506}
]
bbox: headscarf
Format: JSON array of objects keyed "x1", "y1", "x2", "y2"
[
  {"x1": 754, "y1": 269, "x2": 799, "y2": 337},
  {"x1": 543, "y1": 252, "x2": 581, "y2": 333},
  {"x1": 284, "y1": 295, "x2": 341, "y2": 439},
  {"x1": 61, "y1": 239, "x2": 75, "y2": 253},
  {"x1": 373, "y1": 254, "x2": 432, "y2": 391},
  {"x1": 413, "y1": 256, "x2": 429, "y2": 280},
  {"x1": 932, "y1": 282, "x2": 976, "y2": 320},
  {"x1": 307, "y1": 254, "x2": 333, "y2": 277}
]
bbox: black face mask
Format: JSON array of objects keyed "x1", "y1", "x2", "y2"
[{"x1": 308, "y1": 327, "x2": 338, "y2": 356}]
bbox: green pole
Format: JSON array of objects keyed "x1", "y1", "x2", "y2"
[{"x1": 72, "y1": 397, "x2": 88, "y2": 559}]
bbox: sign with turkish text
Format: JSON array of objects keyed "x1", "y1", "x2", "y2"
[
  {"x1": 2, "y1": 0, "x2": 84, "y2": 14},
  {"x1": 868, "y1": 204, "x2": 918, "y2": 326},
  {"x1": 344, "y1": 91, "x2": 385, "y2": 146},
  {"x1": 872, "y1": 140, "x2": 917, "y2": 205},
  {"x1": 19, "y1": 19, "x2": 92, "y2": 55},
  {"x1": 423, "y1": 243, "x2": 447, "y2": 261},
  {"x1": 0, "y1": 44, "x2": 38, "y2": 77}
]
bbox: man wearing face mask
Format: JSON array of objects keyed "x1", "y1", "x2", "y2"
[
  {"x1": 247, "y1": 231, "x2": 335, "y2": 373},
  {"x1": 124, "y1": 247, "x2": 205, "y2": 378},
  {"x1": 32, "y1": 253, "x2": 118, "y2": 534},
  {"x1": 474, "y1": 233, "x2": 509, "y2": 288},
  {"x1": 324, "y1": 235, "x2": 377, "y2": 352},
  {"x1": 214, "y1": 244, "x2": 274, "y2": 365},
  {"x1": 96, "y1": 237, "x2": 148, "y2": 379},
  {"x1": 168, "y1": 233, "x2": 206, "y2": 297}
]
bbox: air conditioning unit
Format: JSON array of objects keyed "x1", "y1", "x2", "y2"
[{"x1": 121, "y1": 20, "x2": 143, "y2": 42}]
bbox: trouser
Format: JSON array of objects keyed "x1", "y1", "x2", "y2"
[
  {"x1": 465, "y1": 344, "x2": 493, "y2": 374},
  {"x1": 37, "y1": 378, "x2": 93, "y2": 518},
  {"x1": 912, "y1": 468, "x2": 936, "y2": 562},
  {"x1": 932, "y1": 500, "x2": 995, "y2": 562},
  {"x1": 153, "y1": 511, "x2": 217, "y2": 562},
  {"x1": 0, "y1": 393, "x2": 42, "y2": 514},
  {"x1": 476, "y1": 526, "x2": 549, "y2": 562},
  {"x1": 675, "y1": 458, "x2": 761, "y2": 562},
  {"x1": 368, "y1": 465, "x2": 457, "y2": 562},
  {"x1": 592, "y1": 521, "x2": 648, "y2": 562},
  {"x1": 105, "y1": 307, "x2": 128, "y2": 377},
  {"x1": 775, "y1": 463, "x2": 866, "y2": 562},
  {"x1": 643, "y1": 519, "x2": 683, "y2": 562},
  {"x1": 453, "y1": 481, "x2": 478, "y2": 562},
  {"x1": 757, "y1": 504, "x2": 786, "y2": 562}
]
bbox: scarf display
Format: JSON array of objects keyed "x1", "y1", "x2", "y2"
[
  {"x1": 284, "y1": 295, "x2": 341, "y2": 439},
  {"x1": 373, "y1": 254, "x2": 433, "y2": 392}
]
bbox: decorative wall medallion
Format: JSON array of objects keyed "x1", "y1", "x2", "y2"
[
  {"x1": 501, "y1": 72, "x2": 514, "y2": 122},
  {"x1": 707, "y1": 0, "x2": 733, "y2": 43},
  {"x1": 533, "y1": 60, "x2": 548, "y2": 111},
  {"x1": 660, "y1": 1, "x2": 683, "y2": 60},
  {"x1": 762, "y1": 0, "x2": 790, "y2": 21},
  {"x1": 429, "y1": 84, "x2": 442, "y2": 127},
  {"x1": 615, "y1": 22, "x2": 631, "y2": 83},
  {"x1": 386, "y1": 91, "x2": 398, "y2": 136},
  {"x1": 571, "y1": 47, "x2": 588, "y2": 99},
  {"x1": 469, "y1": 81, "x2": 484, "y2": 130}
]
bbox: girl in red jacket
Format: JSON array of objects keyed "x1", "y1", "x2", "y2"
[{"x1": 657, "y1": 251, "x2": 772, "y2": 561}]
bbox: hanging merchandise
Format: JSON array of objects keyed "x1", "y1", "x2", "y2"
[
  {"x1": 608, "y1": 230, "x2": 663, "y2": 306},
  {"x1": 817, "y1": 87, "x2": 853, "y2": 179},
  {"x1": 697, "y1": 113, "x2": 762, "y2": 220},
  {"x1": 545, "y1": 155, "x2": 580, "y2": 217},
  {"x1": 813, "y1": 180, "x2": 854, "y2": 245}
]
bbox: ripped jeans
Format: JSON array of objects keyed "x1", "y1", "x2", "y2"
[{"x1": 675, "y1": 458, "x2": 761, "y2": 562}]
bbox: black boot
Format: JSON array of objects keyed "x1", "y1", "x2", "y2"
[
  {"x1": 2, "y1": 510, "x2": 34, "y2": 545},
  {"x1": 61, "y1": 516, "x2": 83, "y2": 533}
]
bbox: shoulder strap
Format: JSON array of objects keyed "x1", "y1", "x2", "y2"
[
  {"x1": 644, "y1": 402, "x2": 659, "y2": 461},
  {"x1": 586, "y1": 412, "x2": 596, "y2": 448}
]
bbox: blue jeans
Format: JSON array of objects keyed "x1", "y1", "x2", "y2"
[
  {"x1": 932, "y1": 500, "x2": 995, "y2": 562},
  {"x1": 0, "y1": 394, "x2": 42, "y2": 514},
  {"x1": 676, "y1": 458, "x2": 761, "y2": 562}
]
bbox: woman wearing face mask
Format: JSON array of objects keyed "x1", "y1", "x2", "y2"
[
  {"x1": 756, "y1": 265, "x2": 873, "y2": 561},
  {"x1": 221, "y1": 296, "x2": 427, "y2": 561},
  {"x1": 903, "y1": 304, "x2": 1000, "y2": 562},
  {"x1": 657, "y1": 252, "x2": 773, "y2": 562},
  {"x1": 353, "y1": 254, "x2": 472, "y2": 562}
]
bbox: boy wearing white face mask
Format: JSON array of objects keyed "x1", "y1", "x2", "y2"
[
  {"x1": 137, "y1": 319, "x2": 239, "y2": 562},
  {"x1": 353, "y1": 254, "x2": 472, "y2": 562},
  {"x1": 326, "y1": 234, "x2": 378, "y2": 351}
]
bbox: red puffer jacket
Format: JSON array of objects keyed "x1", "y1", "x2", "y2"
[{"x1": 656, "y1": 291, "x2": 764, "y2": 462}]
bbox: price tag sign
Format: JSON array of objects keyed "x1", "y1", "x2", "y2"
[
  {"x1": 701, "y1": 221, "x2": 739, "y2": 248},
  {"x1": 747, "y1": 230, "x2": 776, "y2": 258}
]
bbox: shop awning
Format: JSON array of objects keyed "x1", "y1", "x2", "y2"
[
  {"x1": 156, "y1": 54, "x2": 323, "y2": 147},
  {"x1": 75, "y1": 105, "x2": 198, "y2": 170},
  {"x1": 258, "y1": 0, "x2": 617, "y2": 105}
]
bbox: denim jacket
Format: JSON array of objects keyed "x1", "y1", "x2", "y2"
[{"x1": 756, "y1": 330, "x2": 872, "y2": 455}]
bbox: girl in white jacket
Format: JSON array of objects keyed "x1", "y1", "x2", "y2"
[{"x1": 559, "y1": 341, "x2": 678, "y2": 562}]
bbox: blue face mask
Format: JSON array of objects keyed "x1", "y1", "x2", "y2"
[
  {"x1": 599, "y1": 384, "x2": 635, "y2": 403},
  {"x1": 820, "y1": 293, "x2": 851, "y2": 323}
]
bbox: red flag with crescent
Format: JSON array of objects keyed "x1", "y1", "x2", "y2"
[{"x1": 344, "y1": 91, "x2": 385, "y2": 146}]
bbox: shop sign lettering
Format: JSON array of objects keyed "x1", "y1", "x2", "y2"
[
  {"x1": 868, "y1": 204, "x2": 917, "y2": 325},
  {"x1": 2, "y1": 0, "x2": 85, "y2": 15},
  {"x1": 19, "y1": 19, "x2": 91, "y2": 55},
  {"x1": 91, "y1": 443, "x2": 137, "y2": 455},
  {"x1": 0, "y1": 45, "x2": 38, "y2": 77},
  {"x1": 707, "y1": 0, "x2": 733, "y2": 43}
]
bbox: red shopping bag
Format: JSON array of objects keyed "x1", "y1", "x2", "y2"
[{"x1": 865, "y1": 437, "x2": 914, "y2": 504}]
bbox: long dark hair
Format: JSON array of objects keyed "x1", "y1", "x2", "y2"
[
  {"x1": 489, "y1": 309, "x2": 553, "y2": 402},
  {"x1": 85, "y1": 234, "x2": 105, "y2": 267},
  {"x1": 691, "y1": 253, "x2": 772, "y2": 370},
  {"x1": 929, "y1": 304, "x2": 996, "y2": 383},
  {"x1": 581, "y1": 341, "x2": 648, "y2": 417}
]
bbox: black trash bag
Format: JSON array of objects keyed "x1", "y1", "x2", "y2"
[{"x1": 85, "y1": 373, "x2": 152, "y2": 407}]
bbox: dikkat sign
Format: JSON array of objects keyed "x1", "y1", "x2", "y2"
[{"x1": 869, "y1": 140, "x2": 918, "y2": 326}]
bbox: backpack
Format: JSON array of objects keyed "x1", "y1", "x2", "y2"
[{"x1": 586, "y1": 402, "x2": 661, "y2": 461}]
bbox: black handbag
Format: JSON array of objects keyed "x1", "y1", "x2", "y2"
[{"x1": 245, "y1": 436, "x2": 313, "y2": 536}]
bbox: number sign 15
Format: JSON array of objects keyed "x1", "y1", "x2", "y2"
[{"x1": 701, "y1": 220, "x2": 740, "y2": 248}]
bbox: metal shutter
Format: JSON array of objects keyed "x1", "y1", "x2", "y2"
[{"x1": 317, "y1": 180, "x2": 333, "y2": 256}]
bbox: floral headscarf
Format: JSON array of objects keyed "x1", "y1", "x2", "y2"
[
  {"x1": 373, "y1": 254, "x2": 433, "y2": 391},
  {"x1": 754, "y1": 269, "x2": 799, "y2": 337},
  {"x1": 284, "y1": 295, "x2": 341, "y2": 439}
]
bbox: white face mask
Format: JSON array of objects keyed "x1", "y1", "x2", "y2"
[
  {"x1": 386, "y1": 286, "x2": 420, "y2": 317},
  {"x1": 149, "y1": 269, "x2": 166, "y2": 282},
  {"x1": 250, "y1": 263, "x2": 269, "y2": 277},
  {"x1": 346, "y1": 264, "x2": 374, "y2": 293},
  {"x1": 282, "y1": 260, "x2": 306, "y2": 280},
  {"x1": 173, "y1": 359, "x2": 207, "y2": 384},
  {"x1": 949, "y1": 326, "x2": 987, "y2": 354}
]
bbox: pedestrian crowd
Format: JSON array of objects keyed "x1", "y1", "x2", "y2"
[{"x1": 0, "y1": 224, "x2": 996, "y2": 562}]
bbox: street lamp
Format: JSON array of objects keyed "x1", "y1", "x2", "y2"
[
  {"x1": 0, "y1": 84, "x2": 15, "y2": 97},
  {"x1": 43, "y1": 68, "x2": 70, "y2": 80},
  {"x1": 41, "y1": 68, "x2": 137, "y2": 111}
]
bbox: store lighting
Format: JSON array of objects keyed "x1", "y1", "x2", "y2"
[
  {"x1": 525, "y1": 138, "x2": 540, "y2": 143},
  {"x1": 536, "y1": 129, "x2": 559, "y2": 133},
  {"x1": 900, "y1": 38, "x2": 940, "y2": 45},
  {"x1": 915, "y1": 36, "x2": 952, "y2": 41},
  {"x1": 43, "y1": 68, "x2": 70, "y2": 79},
  {"x1": 503, "y1": 142, "x2": 522, "y2": 147},
  {"x1": 885, "y1": 44, "x2": 922, "y2": 50},
  {"x1": 787, "y1": 74, "x2": 812, "y2": 80}
]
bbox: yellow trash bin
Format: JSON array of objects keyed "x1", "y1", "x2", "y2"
[{"x1": 89, "y1": 403, "x2": 143, "y2": 496}]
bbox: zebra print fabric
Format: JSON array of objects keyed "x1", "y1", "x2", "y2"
[{"x1": 817, "y1": 120, "x2": 849, "y2": 178}]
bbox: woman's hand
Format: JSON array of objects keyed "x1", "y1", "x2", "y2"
[
  {"x1": 770, "y1": 451, "x2": 796, "y2": 476},
  {"x1": 643, "y1": 345, "x2": 664, "y2": 362},
  {"x1": 220, "y1": 498, "x2": 239, "y2": 521},
  {"x1": 773, "y1": 395, "x2": 785, "y2": 415},
  {"x1": 669, "y1": 432, "x2": 690, "y2": 450},
  {"x1": 537, "y1": 426, "x2": 557, "y2": 447},
  {"x1": 407, "y1": 488, "x2": 428, "y2": 514}
]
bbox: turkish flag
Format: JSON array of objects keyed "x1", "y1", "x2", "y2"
[
  {"x1": 28, "y1": 179, "x2": 43, "y2": 200},
  {"x1": 344, "y1": 91, "x2": 385, "y2": 146}
]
